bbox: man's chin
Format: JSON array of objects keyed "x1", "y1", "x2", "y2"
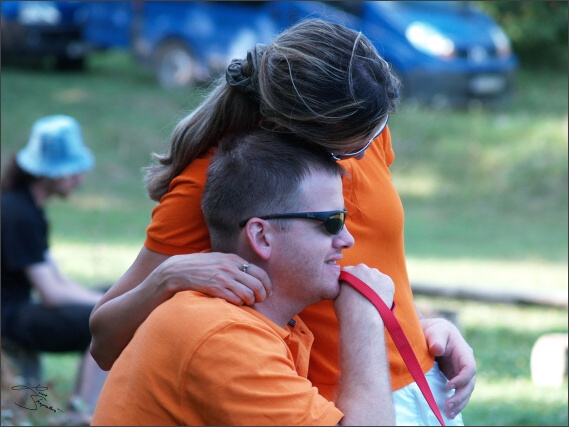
[{"x1": 325, "y1": 282, "x2": 342, "y2": 301}]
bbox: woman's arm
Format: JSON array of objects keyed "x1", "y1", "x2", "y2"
[
  {"x1": 89, "y1": 246, "x2": 272, "y2": 370},
  {"x1": 89, "y1": 246, "x2": 168, "y2": 370}
]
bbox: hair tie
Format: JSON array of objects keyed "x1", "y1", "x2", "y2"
[{"x1": 226, "y1": 44, "x2": 267, "y2": 94}]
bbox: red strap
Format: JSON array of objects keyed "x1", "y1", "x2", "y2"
[{"x1": 339, "y1": 271, "x2": 445, "y2": 426}]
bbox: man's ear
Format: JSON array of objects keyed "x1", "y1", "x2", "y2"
[{"x1": 244, "y1": 218, "x2": 273, "y2": 261}]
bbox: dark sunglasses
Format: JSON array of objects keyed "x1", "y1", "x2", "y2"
[
  {"x1": 331, "y1": 114, "x2": 389, "y2": 161},
  {"x1": 238, "y1": 210, "x2": 348, "y2": 235}
]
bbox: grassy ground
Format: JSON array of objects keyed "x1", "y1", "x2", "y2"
[{"x1": 1, "y1": 51, "x2": 567, "y2": 425}]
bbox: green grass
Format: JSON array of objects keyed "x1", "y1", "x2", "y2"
[{"x1": 1, "y1": 50, "x2": 567, "y2": 426}]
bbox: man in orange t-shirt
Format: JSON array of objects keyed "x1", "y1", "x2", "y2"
[{"x1": 92, "y1": 130, "x2": 396, "y2": 426}]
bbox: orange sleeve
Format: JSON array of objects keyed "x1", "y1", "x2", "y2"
[{"x1": 144, "y1": 152, "x2": 213, "y2": 255}]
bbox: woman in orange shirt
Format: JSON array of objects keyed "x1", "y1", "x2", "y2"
[{"x1": 89, "y1": 18, "x2": 475, "y2": 424}]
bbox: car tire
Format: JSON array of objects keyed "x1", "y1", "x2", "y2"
[{"x1": 154, "y1": 40, "x2": 195, "y2": 89}]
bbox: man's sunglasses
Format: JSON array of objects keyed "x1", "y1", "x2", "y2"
[
  {"x1": 238, "y1": 210, "x2": 348, "y2": 235},
  {"x1": 331, "y1": 114, "x2": 389, "y2": 161}
]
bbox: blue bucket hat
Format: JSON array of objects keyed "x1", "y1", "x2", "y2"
[{"x1": 16, "y1": 115, "x2": 95, "y2": 178}]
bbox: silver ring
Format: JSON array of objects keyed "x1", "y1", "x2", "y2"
[{"x1": 241, "y1": 263, "x2": 251, "y2": 274}]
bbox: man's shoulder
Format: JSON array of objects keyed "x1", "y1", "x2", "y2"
[
  {"x1": 152, "y1": 291, "x2": 268, "y2": 332},
  {"x1": 135, "y1": 291, "x2": 285, "y2": 359}
]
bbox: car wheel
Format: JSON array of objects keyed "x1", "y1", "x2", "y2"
[{"x1": 154, "y1": 41, "x2": 195, "y2": 89}]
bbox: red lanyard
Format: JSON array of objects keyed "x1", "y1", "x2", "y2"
[{"x1": 339, "y1": 271, "x2": 445, "y2": 426}]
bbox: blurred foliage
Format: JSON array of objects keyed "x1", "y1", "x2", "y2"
[{"x1": 476, "y1": 1, "x2": 568, "y2": 70}]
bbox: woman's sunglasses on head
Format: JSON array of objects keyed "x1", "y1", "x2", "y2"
[{"x1": 331, "y1": 114, "x2": 389, "y2": 161}]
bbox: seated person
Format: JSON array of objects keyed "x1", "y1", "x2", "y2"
[
  {"x1": 92, "y1": 129, "x2": 396, "y2": 426},
  {"x1": 1, "y1": 115, "x2": 108, "y2": 419}
]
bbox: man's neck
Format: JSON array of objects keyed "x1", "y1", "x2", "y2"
[{"x1": 251, "y1": 296, "x2": 307, "y2": 329}]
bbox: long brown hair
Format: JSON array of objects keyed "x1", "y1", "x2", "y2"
[{"x1": 144, "y1": 18, "x2": 400, "y2": 201}]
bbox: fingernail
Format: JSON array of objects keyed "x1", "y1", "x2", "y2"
[
  {"x1": 450, "y1": 412, "x2": 456, "y2": 419},
  {"x1": 448, "y1": 403, "x2": 454, "y2": 410}
]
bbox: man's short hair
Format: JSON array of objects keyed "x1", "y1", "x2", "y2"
[{"x1": 202, "y1": 129, "x2": 345, "y2": 252}]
